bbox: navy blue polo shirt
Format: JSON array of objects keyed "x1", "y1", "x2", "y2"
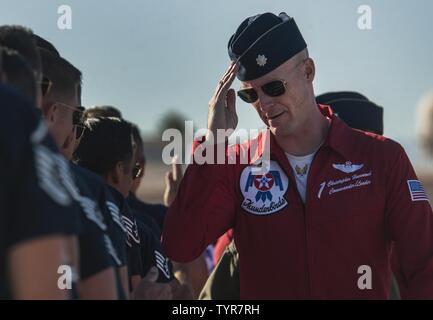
[
  {"x1": 0, "y1": 85, "x2": 79, "y2": 299},
  {"x1": 126, "y1": 194, "x2": 173, "y2": 283},
  {"x1": 127, "y1": 193, "x2": 167, "y2": 236},
  {"x1": 135, "y1": 218, "x2": 174, "y2": 283},
  {"x1": 70, "y1": 164, "x2": 127, "y2": 268},
  {"x1": 106, "y1": 185, "x2": 143, "y2": 291},
  {"x1": 68, "y1": 164, "x2": 115, "y2": 280}
]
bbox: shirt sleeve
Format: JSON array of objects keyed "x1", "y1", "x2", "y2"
[
  {"x1": 122, "y1": 206, "x2": 143, "y2": 279},
  {"x1": 136, "y1": 219, "x2": 173, "y2": 283},
  {"x1": 100, "y1": 186, "x2": 128, "y2": 267},
  {"x1": 162, "y1": 141, "x2": 237, "y2": 263},
  {"x1": 4, "y1": 107, "x2": 79, "y2": 249},
  {"x1": 78, "y1": 219, "x2": 114, "y2": 280},
  {"x1": 386, "y1": 142, "x2": 433, "y2": 299}
]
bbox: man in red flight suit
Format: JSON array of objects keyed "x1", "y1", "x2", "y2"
[{"x1": 162, "y1": 12, "x2": 433, "y2": 299}]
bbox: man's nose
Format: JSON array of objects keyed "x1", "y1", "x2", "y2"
[{"x1": 257, "y1": 92, "x2": 275, "y2": 113}]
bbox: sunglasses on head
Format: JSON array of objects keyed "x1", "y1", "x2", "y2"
[
  {"x1": 237, "y1": 80, "x2": 288, "y2": 104},
  {"x1": 132, "y1": 163, "x2": 143, "y2": 179}
]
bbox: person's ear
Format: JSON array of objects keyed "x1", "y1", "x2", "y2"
[
  {"x1": 41, "y1": 102, "x2": 58, "y2": 124},
  {"x1": 109, "y1": 162, "x2": 124, "y2": 184},
  {"x1": 304, "y1": 58, "x2": 315, "y2": 83}
]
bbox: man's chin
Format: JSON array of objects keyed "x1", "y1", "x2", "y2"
[{"x1": 269, "y1": 125, "x2": 288, "y2": 137}]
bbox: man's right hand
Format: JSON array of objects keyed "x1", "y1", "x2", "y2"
[
  {"x1": 207, "y1": 62, "x2": 239, "y2": 140},
  {"x1": 132, "y1": 267, "x2": 173, "y2": 300}
]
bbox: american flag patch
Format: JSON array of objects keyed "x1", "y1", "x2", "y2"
[{"x1": 407, "y1": 180, "x2": 429, "y2": 202}]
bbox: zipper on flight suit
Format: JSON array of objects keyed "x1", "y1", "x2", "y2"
[
  {"x1": 303, "y1": 146, "x2": 326, "y2": 299},
  {"x1": 284, "y1": 159, "x2": 312, "y2": 298},
  {"x1": 290, "y1": 146, "x2": 325, "y2": 299}
]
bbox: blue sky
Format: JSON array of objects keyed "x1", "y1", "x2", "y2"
[{"x1": 1, "y1": 0, "x2": 432, "y2": 165}]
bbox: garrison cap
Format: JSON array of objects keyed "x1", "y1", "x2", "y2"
[
  {"x1": 316, "y1": 91, "x2": 384, "y2": 135},
  {"x1": 228, "y1": 12, "x2": 307, "y2": 81}
]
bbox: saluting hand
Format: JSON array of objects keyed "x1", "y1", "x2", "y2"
[{"x1": 207, "y1": 62, "x2": 239, "y2": 139}]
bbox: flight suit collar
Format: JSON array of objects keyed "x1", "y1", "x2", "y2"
[{"x1": 249, "y1": 104, "x2": 356, "y2": 175}]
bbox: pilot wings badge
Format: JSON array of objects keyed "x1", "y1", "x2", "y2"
[{"x1": 332, "y1": 161, "x2": 364, "y2": 174}]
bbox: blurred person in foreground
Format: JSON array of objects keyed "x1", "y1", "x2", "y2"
[{"x1": 0, "y1": 28, "x2": 79, "y2": 299}]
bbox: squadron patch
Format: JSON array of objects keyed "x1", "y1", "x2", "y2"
[{"x1": 240, "y1": 160, "x2": 289, "y2": 215}]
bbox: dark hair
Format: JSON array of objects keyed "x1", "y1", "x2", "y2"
[
  {"x1": 33, "y1": 34, "x2": 60, "y2": 57},
  {"x1": 39, "y1": 48, "x2": 82, "y2": 100},
  {"x1": 0, "y1": 25, "x2": 42, "y2": 77},
  {"x1": 74, "y1": 117, "x2": 134, "y2": 177},
  {"x1": 84, "y1": 106, "x2": 123, "y2": 119},
  {"x1": 131, "y1": 123, "x2": 146, "y2": 165},
  {"x1": 0, "y1": 46, "x2": 36, "y2": 102}
]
